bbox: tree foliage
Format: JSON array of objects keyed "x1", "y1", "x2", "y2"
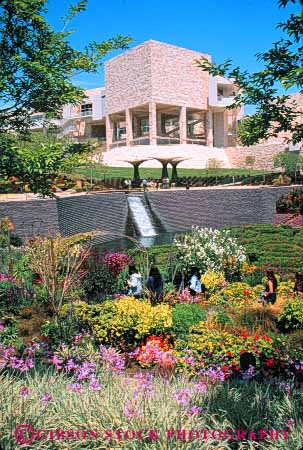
[
  {"x1": 197, "y1": 0, "x2": 303, "y2": 146},
  {"x1": 0, "y1": 0, "x2": 132, "y2": 133},
  {"x1": 0, "y1": 133, "x2": 90, "y2": 196}
]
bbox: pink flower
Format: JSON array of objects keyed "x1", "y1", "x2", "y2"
[
  {"x1": 20, "y1": 386, "x2": 29, "y2": 398},
  {"x1": 186, "y1": 405, "x2": 203, "y2": 416},
  {"x1": 172, "y1": 388, "x2": 192, "y2": 406},
  {"x1": 42, "y1": 392, "x2": 52, "y2": 406},
  {"x1": 66, "y1": 383, "x2": 83, "y2": 393}
]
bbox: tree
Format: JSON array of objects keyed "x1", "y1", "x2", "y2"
[
  {"x1": 0, "y1": 132, "x2": 90, "y2": 196},
  {"x1": 206, "y1": 158, "x2": 222, "y2": 178},
  {"x1": 0, "y1": 0, "x2": 132, "y2": 134},
  {"x1": 197, "y1": 0, "x2": 303, "y2": 146},
  {"x1": 244, "y1": 155, "x2": 256, "y2": 172},
  {"x1": 273, "y1": 150, "x2": 303, "y2": 173}
]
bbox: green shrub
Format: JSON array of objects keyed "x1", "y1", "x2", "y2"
[
  {"x1": 286, "y1": 330, "x2": 303, "y2": 360},
  {"x1": 277, "y1": 298, "x2": 303, "y2": 332},
  {"x1": 171, "y1": 303, "x2": 206, "y2": 339}
]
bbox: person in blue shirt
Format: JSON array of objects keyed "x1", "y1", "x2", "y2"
[{"x1": 188, "y1": 267, "x2": 205, "y2": 297}]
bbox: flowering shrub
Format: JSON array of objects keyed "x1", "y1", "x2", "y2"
[
  {"x1": 176, "y1": 288, "x2": 202, "y2": 304},
  {"x1": 277, "y1": 280, "x2": 295, "y2": 297},
  {"x1": 103, "y1": 252, "x2": 130, "y2": 276},
  {"x1": 172, "y1": 227, "x2": 246, "y2": 278},
  {"x1": 208, "y1": 282, "x2": 262, "y2": 307},
  {"x1": 175, "y1": 322, "x2": 287, "y2": 376},
  {"x1": 200, "y1": 270, "x2": 226, "y2": 293},
  {"x1": 68, "y1": 297, "x2": 172, "y2": 347},
  {"x1": 133, "y1": 336, "x2": 175, "y2": 368}
]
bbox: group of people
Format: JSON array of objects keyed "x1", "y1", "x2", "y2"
[
  {"x1": 123, "y1": 178, "x2": 175, "y2": 192},
  {"x1": 126, "y1": 265, "x2": 303, "y2": 305},
  {"x1": 125, "y1": 265, "x2": 164, "y2": 300},
  {"x1": 125, "y1": 265, "x2": 204, "y2": 301}
]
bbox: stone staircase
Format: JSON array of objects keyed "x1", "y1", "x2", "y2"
[{"x1": 103, "y1": 144, "x2": 231, "y2": 169}]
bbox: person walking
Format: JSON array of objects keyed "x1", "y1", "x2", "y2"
[
  {"x1": 147, "y1": 266, "x2": 164, "y2": 303},
  {"x1": 258, "y1": 269, "x2": 278, "y2": 304},
  {"x1": 126, "y1": 266, "x2": 142, "y2": 298},
  {"x1": 142, "y1": 178, "x2": 148, "y2": 192}
]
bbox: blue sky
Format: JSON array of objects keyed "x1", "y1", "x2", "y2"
[{"x1": 47, "y1": 0, "x2": 298, "y2": 93}]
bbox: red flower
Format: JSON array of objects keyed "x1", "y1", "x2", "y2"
[
  {"x1": 253, "y1": 335, "x2": 260, "y2": 340},
  {"x1": 227, "y1": 351, "x2": 233, "y2": 356},
  {"x1": 265, "y1": 359, "x2": 274, "y2": 367},
  {"x1": 222, "y1": 365, "x2": 230, "y2": 372},
  {"x1": 263, "y1": 335, "x2": 272, "y2": 342}
]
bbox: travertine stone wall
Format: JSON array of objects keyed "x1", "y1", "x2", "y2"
[
  {"x1": 225, "y1": 144, "x2": 287, "y2": 169},
  {"x1": 105, "y1": 40, "x2": 210, "y2": 114}
]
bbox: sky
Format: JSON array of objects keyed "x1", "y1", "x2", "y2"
[{"x1": 46, "y1": 0, "x2": 298, "y2": 99}]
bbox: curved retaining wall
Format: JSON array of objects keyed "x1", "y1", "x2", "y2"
[
  {"x1": 57, "y1": 192, "x2": 129, "y2": 243},
  {"x1": 0, "y1": 187, "x2": 298, "y2": 243},
  {"x1": 147, "y1": 187, "x2": 296, "y2": 232}
]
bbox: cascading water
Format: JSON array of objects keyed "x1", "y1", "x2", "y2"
[{"x1": 127, "y1": 195, "x2": 157, "y2": 237}]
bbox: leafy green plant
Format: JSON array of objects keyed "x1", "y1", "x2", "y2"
[
  {"x1": 277, "y1": 298, "x2": 303, "y2": 331},
  {"x1": 171, "y1": 304, "x2": 206, "y2": 339}
]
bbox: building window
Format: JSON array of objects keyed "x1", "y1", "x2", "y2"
[
  {"x1": 81, "y1": 103, "x2": 93, "y2": 116},
  {"x1": 118, "y1": 127, "x2": 126, "y2": 140},
  {"x1": 140, "y1": 117, "x2": 149, "y2": 134}
]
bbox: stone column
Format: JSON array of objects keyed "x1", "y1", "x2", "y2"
[
  {"x1": 149, "y1": 102, "x2": 157, "y2": 145},
  {"x1": 105, "y1": 115, "x2": 113, "y2": 151},
  {"x1": 206, "y1": 109, "x2": 214, "y2": 147},
  {"x1": 179, "y1": 106, "x2": 187, "y2": 144},
  {"x1": 223, "y1": 110, "x2": 229, "y2": 147},
  {"x1": 125, "y1": 108, "x2": 133, "y2": 146}
]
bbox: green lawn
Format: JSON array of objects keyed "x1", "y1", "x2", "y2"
[{"x1": 71, "y1": 164, "x2": 266, "y2": 180}]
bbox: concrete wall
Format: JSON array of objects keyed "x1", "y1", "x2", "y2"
[
  {"x1": 0, "y1": 199, "x2": 59, "y2": 240},
  {"x1": 147, "y1": 187, "x2": 295, "y2": 232},
  {"x1": 105, "y1": 40, "x2": 210, "y2": 114}
]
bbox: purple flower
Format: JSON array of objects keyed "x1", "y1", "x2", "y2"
[
  {"x1": 89, "y1": 377, "x2": 102, "y2": 391},
  {"x1": 186, "y1": 405, "x2": 203, "y2": 416},
  {"x1": 123, "y1": 399, "x2": 143, "y2": 419},
  {"x1": 0, "y1": 324, "x2": 4, "y2": 333},
  {"x1": 286, "y1": 418, "x2": 295, "y2": 429},
  {"x1": 172, "y1": 388, "x2": 192, "y2": 406},
  {"x1": 65, "y1": 359, "x2": 78, "y2": 372},
  {"x1": 50, "y1": 354, "x2": 63, "y2": 370},
  {"x1": 66, "y1": 383, "x2": 83, "y2": 393},
  {"x1": 193, "y1": 381, "x2": 208, "y2": 394},
  {"x1": 99, "y1": 345, "x2": 125, "y2": 372},
  {"x1": 202, "y1": 367, "x2": 225, "y2": 383},
  {"x1": 184, "y1": 356, "x2": 195, "y2": 366},
  {"x1": 42, "y1": 392, "x2": 52, "y2": 406},
  {"x1": 20, "y1": 386, "x2": 29, "y2": 398}
]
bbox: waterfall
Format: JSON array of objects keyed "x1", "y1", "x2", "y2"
[{"x1": 127, "y1": 196, "x2": 157, "y2": 237}]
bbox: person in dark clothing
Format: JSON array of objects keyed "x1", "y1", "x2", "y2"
[
  {"x1": 147, "y1": 267, "x2": 164, "y2": 302},
  {"x1": 258, "y1": 269, "x2": 278, "y2": 304},
  {"x1": 294, "y1": 272, "x2": 303, "y2": 296}
]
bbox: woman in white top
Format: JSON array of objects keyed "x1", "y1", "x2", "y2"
[{"x1": 126, "y1": 265, "x2": 142, "y2": 298}]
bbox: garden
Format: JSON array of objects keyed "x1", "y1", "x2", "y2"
[{"x1": 0, "y1": 219, "x2": 303, "y2": 449}]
